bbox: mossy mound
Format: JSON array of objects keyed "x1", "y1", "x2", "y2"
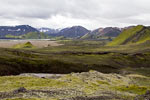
[
  {"x1": 0, "y1": 71, "x2": 149, "y2": 100},
  {"x1": 13, "y1": 42, "x2": 35, "y2": 49}
]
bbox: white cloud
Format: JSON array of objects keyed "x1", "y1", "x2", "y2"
[{"x1": 0, "y1": 0, "x2": 150, "y2": 29}]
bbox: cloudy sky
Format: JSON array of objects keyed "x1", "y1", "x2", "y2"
[{"x1": 0, "y1": 0, "x2": 150, "y2": 29}]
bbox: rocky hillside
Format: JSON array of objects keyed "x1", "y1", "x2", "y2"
[
  {"x1": 108, "y1": 25, "x2": 150, "y2": 46},
  {"x1": 81, "y1": 27, "x2": 121, "y2": 40},
  {"x1": 0, "y1": 25, "x2": 39, "y2": 37},
  {"x1": 49, "y1": 26, "x2": 90, "y2": 38},
  {"x1": 0, "y1": 70, "x2": 149, "y2": 100}
]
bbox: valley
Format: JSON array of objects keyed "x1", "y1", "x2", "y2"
[
  {"x1": 0, "y1": 25, "x2": 150, "y2": 100},
  {"x1": 1, "y1": 0, "x2": 150, "y2": 99}
]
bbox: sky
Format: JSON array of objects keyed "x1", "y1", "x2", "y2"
[{"x1": 0, "y1": 0, "x2": 150, "y2": 30}]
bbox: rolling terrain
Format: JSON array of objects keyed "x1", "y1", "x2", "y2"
[{"x1": 0, "y1": 25, "x2": 150, "y2": 100}]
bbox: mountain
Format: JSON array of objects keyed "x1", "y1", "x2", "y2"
[
  {"x1": 81, "y1": 27, "x2": 122, "y2": 40},
  {"x1": 92, "y1": 27, "x2": 121, "y2": 37},
  {"x1": 37, "y1": 28, "x2": 60, "y2": 35},
  {"x1": 49, "y1": 26, "x2": 90, "y2": 38},
  {"x1": 0, "y1": 25, "x2": 39, "y2": 37},
  {"x1": 108, "y1": 25, "x2": 150, "y2": 46}
]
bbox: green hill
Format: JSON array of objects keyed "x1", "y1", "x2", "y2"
[
  {"x1": 22, "y1": 32, "x2": 48, "y2": 39},
  {"x1": 107, "y1": 25, "x2": 150, "y2": 46},
  {"x1": 5, "y1": 32, "x2": 49, "y2": 39},
  {"x1": 13, "y1": 42, "x2": 35, "y2": 49}
]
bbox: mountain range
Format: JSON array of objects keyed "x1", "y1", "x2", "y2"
[
  {"x1": 0, "y1": 24, "x2": 148, "y2": 41},
  {"x1": 46, "y1": 26, "x2": 90, "y2": 38},
  {"x1": 0, "y1": 25, "x2": 39, "y2": 37}
]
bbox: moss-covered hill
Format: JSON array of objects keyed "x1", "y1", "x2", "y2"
[
  {"x1": 108, "y1": 25, "x2": 150, "y2": 46},
  {"x1": 0, "y1": 71, "x2": 150, "y2": 100},
  {"x1": 0, "y1": 40, "x2": 150, "y2": 100},
  {"x1": 13, "y1": 42, "x2": 35, "y2": 49}
]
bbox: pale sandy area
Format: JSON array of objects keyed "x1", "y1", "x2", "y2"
[{"x1": 0, "y1": 39, "x2": 62, "y2": 48}]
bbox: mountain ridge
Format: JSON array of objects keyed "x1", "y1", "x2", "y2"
[
  {"x1": 81, "y1": 27, "x2": 122, "y2": 40},
  {"x1": 48, "y1": 26, "x2": 90, "y2": 38},
  {"x1": 0, "y1": 25, "x2": 39, "y2": 37}
]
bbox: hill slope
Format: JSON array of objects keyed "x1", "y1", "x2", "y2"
[
  {"x1": 49, "y1": 26, "x2": 90, "y2": 38},
  {"x1": 81, "y1": 27, "x2": 121, "y2": 40},
  {"x1": 0, "y1": 25, "x2": 39, "y2": 37},
  {"x1": 22, "y1": 32, "x2": 48, "y2": 39},
  {"x1": 5, "y1": 32, "x2": 48, "y2": 39},
  {"x1": 108, "y1": 25, "x2": 150, "y2": 46}
]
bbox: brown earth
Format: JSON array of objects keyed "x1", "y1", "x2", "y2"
[{"x1": 0, "y1": 40, "x2": 62, "y2": 48}]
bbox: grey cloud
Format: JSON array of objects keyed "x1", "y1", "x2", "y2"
[{"x1": 0, "y1": 0, "x2": 150, "y2": 29}]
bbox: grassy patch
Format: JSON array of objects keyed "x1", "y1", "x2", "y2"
[
  {"x1": 116, "y1": 85, "x2": 148, "y2": 95},
  {"x1": 5, "y1": 98, "x2": 44, "y2": 100},
  {"x1": 5, "y1": 98, "x2": 59, "y2": 100},
  {"x1": 0, "y1": 76, "x2": 67, "y2": 92},
  {"x1": 13, "y1": 42, "x2": 36, "y2": 49}
]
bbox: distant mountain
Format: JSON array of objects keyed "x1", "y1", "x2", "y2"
[
  {"x1": 92, "y1": 27, "x2": 121, "y2": 37},
  {"x1": 108, "y1": 25, "x2": 150, "y2": 46},
  {"x1": 37, "y1": 28, "x2": 60, "y2": 35},
  {"x1": 49, "y1": 26, "x2": 90, "y2": 38},
  {"x1": 81, "y1": 27, "x2": 122, "y2": 40},
  {"x1": 0, "y1": 25, "x2": 39, "y2": 37},
  {"x1": 5, "y1": 32, "x2": 48, "y2": 39}
]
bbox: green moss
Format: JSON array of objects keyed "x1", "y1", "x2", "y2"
[
  {"x1": 0, "y1": 76, "x2": 67, "y2": 92},
  {"x1": 108, "y1": 25, "x2": 144, "y2": 46},
  {"x1": 13, "y1": 42, "x2": 35, "y2": 49},
  {"x1": 83, "y1": 82, "x2": 100, "y2": 94},
  {"x1": 5, "y1": 98, "x2": 43, "y2": 100},
  {"x1": 5, "y1": 98, "x2": 59, "y2": 100},
  {"x1": 136, "y1": 29, "x2": 150, "y2": 44},
  {"x1": 5, "y1": 34, "x2": 21, "y2": 39},
  {"x1": 116, "y1": 85, "x2": 148, "y2": 95},
  {"x1": 96, "y1": 80, "x2": 110, "y2": 85},
  {"x1": 5, "y1": 98, "x2": 58, "y2": 100}
]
